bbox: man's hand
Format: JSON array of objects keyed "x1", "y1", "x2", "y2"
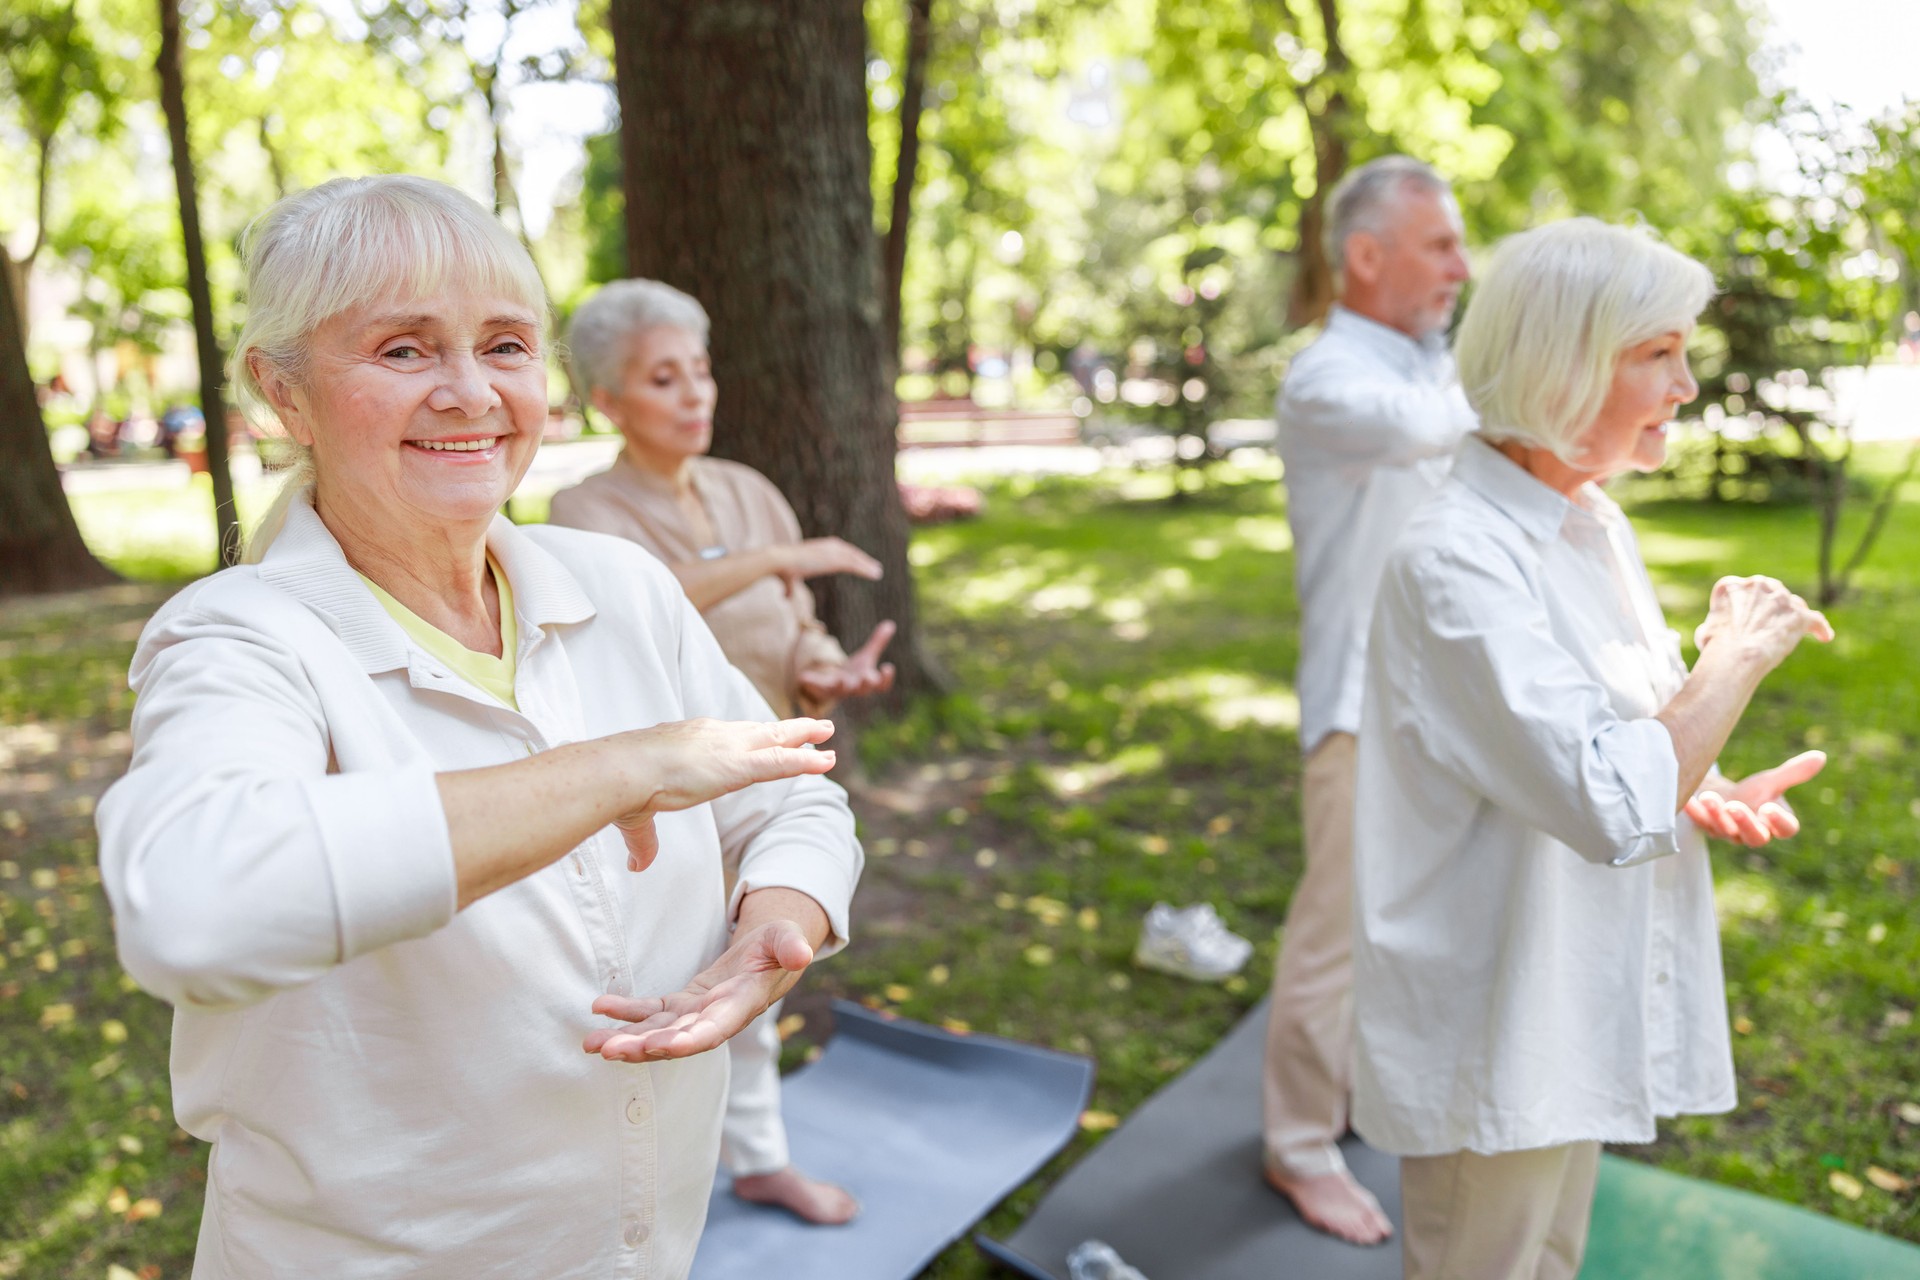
[
  {"x1": 796, "y1": 621, "x2": 897, "y2": 709},
  {"x1": 1685, "y1": 749, "x2": 1826, "y2": 847}
]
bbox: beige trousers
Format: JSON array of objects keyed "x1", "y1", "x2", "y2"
[
  {"x1": 1400, "y1": 1142, "x2": 1601, "y2": 1280},
  {"x1": 1261, "y1": 732, "x2": 1358, "y2": 1178},
  {"x1": 721, "y1": 998, "x2": 791, "y2": 1177}
]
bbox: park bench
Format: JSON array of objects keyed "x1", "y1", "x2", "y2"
[{"x1": 897, "y1": 396, "x2": 1083, "y2": 449}]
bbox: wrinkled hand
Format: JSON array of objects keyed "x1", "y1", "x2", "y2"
[
  {"x1": 583, "y1": 918, "x2": 816, "y2": 1062},
  {"x1": 776, "y1": 538, "x2": 883, "y2": 596},
  {"x1": 1693, "y1": 575, "x2": 1834, "y2": 671},
  {"x1": 1685, "y1": 749, "x2": 1826, "y2": 847},
  {"x1": 796, "y1": 621, "x2": 897, "y2": 708},
  {"x1": 611, "y1": 717, "x2": 835, "y2": 870}
]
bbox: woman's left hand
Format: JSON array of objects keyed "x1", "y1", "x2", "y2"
[
  {"x1": 1685, "y1": 749, "x2": 1826, "y2": 846},
  {"x1": 796, "y1": 621, "x2": 897, "y2": 705},
  {"x1": 583, "y1": 916, "x2": 817, "y2": 1063}
]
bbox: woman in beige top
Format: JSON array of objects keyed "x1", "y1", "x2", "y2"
[
  {"x1": 549, "y1": 279, "x2": 893, "y2": 1225},
  {"x1": 549, "y1": 282, "x2": 894, "y2": 720}
]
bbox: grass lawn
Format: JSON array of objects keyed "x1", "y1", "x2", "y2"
[{"x1": 2, "y1": 459, "x2": 1916, "y2": 1277}]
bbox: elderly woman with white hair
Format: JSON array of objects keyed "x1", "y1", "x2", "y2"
[
  {"x1": 95, "y1": 175, "x2": 863, "y2": 1279},
  {"x1": 548, "y1": 278, "x2": 897, "y2": 1225},
  {"x1": 1349, "y1": 218, "x2": 1833, "y2": 1278}
]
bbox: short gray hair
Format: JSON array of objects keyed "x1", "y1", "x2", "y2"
[
  {"x1": 1453, "y1": 218, "x2": 1714, "y2": 462},
  {"x1": 1324, "y1": 155, "x2": 1451, "y2": 274},
  {"x1": 566, "y1": 279, "x2": 711, "y2": 402},
  {"x1": 231, "y1": 174, "x2": 548, "y2": 564}
]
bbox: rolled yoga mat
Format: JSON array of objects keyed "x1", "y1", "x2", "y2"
[
  {"x1": 981, "y1": 998, "x2": 1920, "y2": 1279},
  {"x1": 689, "y1": 1000, "x2": 1094, "y2": 1280}
]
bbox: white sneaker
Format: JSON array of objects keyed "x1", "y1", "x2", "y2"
[{"x1": 1132, "y1": 901, "x2": 1253, "y2": 981}]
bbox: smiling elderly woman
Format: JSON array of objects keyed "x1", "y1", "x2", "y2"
[
  {"x1": 1348, "y1": 219, "x2": 1834, "y2": 1279},
  {"x1": 94, "y1": 175, "x2": 862, "y2": 1279}
]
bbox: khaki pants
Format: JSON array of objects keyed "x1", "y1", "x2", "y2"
[
  {"x1": 1261, "y1": 732, "x2": 1357, "y2": 1178},
  {"x1": 1400, "y1": 1142, "x2": 1601, "y2": 1280}
]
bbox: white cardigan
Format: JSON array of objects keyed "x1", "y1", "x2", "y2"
[{"x1": 97, "y1": 498, "x2": 862, "y2": 1280}]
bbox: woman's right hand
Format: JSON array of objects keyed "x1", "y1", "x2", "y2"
[
  {"x1": 1693, "y1": 575, "x2": 1834, "y2": 672},
  {"x1": 609, "y1": 717, "x2": 836, "y2": 870},
  {"x1": 774, "y1": 538, "x2": 883, "y2": 593}
]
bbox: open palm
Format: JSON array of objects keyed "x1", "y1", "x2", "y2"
[{"x1": 1686, "y1": 749, "x2": 1826, "y2": 847}]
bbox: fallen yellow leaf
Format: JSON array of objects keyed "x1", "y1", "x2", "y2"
[
  {"x1": 107, "y1": 1266, "x2": 139, "y2": 1280},
  {"x1": 1866, "y1": 1166, "x2": 1911, "y2": 1193},
  {"x1": 1898, "y1": 1102, "x2": 1920, "y2": 1126},
  {"x1": 883, "y1": 983, "x2": 913, "y2": 1003},
  {"x1": 1206, "y1": 815, "x2": 1234, "y2": 836},
  {"x1": 30, "y1": 868, "x2": 56, "y2": 891},
  {"x1": 940, "y1": 1018, "x2": 972, "y2": 1035},
  {"x1": 928, "y1": 964, "x2": 950, "y2": 986},
  {"x1": 1079, "y1": 1110, "x2": 1120, "y2": 1132},
  {"x1": 1023, "y1": 944, "x2": 1055, "y2": 967},
  {"x1": 126, "y1": 1197, "x2": 162, "y2": 1222},
  {"x1": 101, "y1": 1020, "x2": 128, "y2": 1045},
  {"x1": 106, "y1": 1187, "x2": 130, "y2": 1215},
  {"x1": 775, "y1": 1014, "x2": 805, "y2": 1041},
  {"x1": 39, "y1": 1003, "x2": 74, "y2": 1030},
  {"x1": 1140, "y1": 835, "x2": 1169, "y2": 856},
  {"x1": 1830, "y1": 1171, "x2": 1865, "y2": 1201},
  {"x1": 1733, "y1": 1015, "x2": 1754, "y2": 1035},
  {"x1": 973, "y1": 848, "x2": 998, "y2": 868},
  {"x1": 1077, "y1": 906, "x2": 1100, "y2": 932}
]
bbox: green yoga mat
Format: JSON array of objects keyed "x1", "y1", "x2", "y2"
[{"x1": 1585, "y1": 1156, "x2": 1920, "y2": 1280}]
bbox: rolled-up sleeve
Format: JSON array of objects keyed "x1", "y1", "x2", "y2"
[
  {"x1": 670, "y1": 595, "x2": 862, "y2": 954},
  {"x1": 96, "y1": 603, "x2": 457, "y2": 1010},
  {"x1": 1379, "y1": 543, "x2": 1682, "y2": 867}
]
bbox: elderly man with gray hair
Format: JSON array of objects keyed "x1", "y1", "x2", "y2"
[{"x1": 1260, "y1": 154, "x2": 1475, "y2": 1245}]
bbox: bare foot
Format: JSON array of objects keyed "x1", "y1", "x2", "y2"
[
  {"x1": 732, "y1": 1165, "x2": 859, "y2": 1225},
  {"x1": 1263, "y1": 1163, "x2": 1393, "y2": 1245}
]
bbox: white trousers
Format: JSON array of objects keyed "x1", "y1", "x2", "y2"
[
  {"x1": 1261, "y1": 732, "x2": 1357, "y2": 1177},
  {"x1": 721, "y1": 998, "x2": 791, "y2": 1177},
  {"x1": 1399, "y1": 1141, "x2": 1601, "y2": 1280}
]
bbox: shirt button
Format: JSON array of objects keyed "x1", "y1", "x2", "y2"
[
  {"x1": 626, "y1": 1095, "x2": 648, "y2": 1125},
  {"x1": 1656, "y1": 972, "x2": 1671, "y2": 985},
  {"x1": 571, "y1": 856, "x2": 585, "y2": 878},
  {"x1": 623, "y1": 1220, "x2": 647, "y2": 1248}
]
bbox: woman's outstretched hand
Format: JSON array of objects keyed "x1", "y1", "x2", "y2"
[
  {"x1": 610, "y1": 717, "x2": 835, "y2": 870},
  {"x1": 1686, "y1": 749, "x2": 1827, "y2": 847},
  {"x1": 796, "y1": 621, "x2": 897, "y2": 708},
  {"x1": 583, "y1": 889, "x2": 828, "y2": 1062}
]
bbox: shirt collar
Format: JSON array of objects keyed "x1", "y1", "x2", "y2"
[
  {"x1": 1451, "y1": 435, "x2": 1587, "y2": 546},
  {"x1": 257, "y1": 493, "x2": 596, "y2": 675},
  {"x1": 1324, "y1": 304, "x2": 1450, "y2": 373}
]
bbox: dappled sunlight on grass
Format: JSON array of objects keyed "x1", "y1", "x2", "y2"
[{"x1": 1138, "y1": 670, "x2": 1301, "y2": 731}]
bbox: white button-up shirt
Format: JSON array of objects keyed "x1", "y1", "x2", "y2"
[
  {"x1": 1351, "y1": 438, "x2": 1735, "y2": 1157},
  {"x1": 1276, "y1": 304, "x2": 1477, "y2": 754},
  {"x1": 96, "y1": 499, "x2": 863, "y2": 1279}
]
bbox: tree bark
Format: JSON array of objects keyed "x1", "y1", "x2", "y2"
[
  {"x1": 609, "y1": 0, "x2": 942, "y2": 701},
  {"x1": 1284, "y1": 0, "x2": 1352, "y2": 329},
  {"x1": 0, "y1": 261, "x2": 117, "y2": 596},
  {"x1": 880, "y1": 0, "x2": 934, "y2": 370},
  {"x1": 158, "y1": 0, "x2": 239, "y2": 569}
]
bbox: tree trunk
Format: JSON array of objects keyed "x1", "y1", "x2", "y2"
[
  {"x1": 609, "y1": 0, "x2": 942, "y2": 701},
  {"x1": 158, "y1": 0, "x2": 239, "y2": 569},
  {"x1": 0, "y1": 262, "x2": 117, "y2": 596},
  {"x1": 880, "y1": 0, "x2": 934, "y2": 370},
  {"x1": 1285, "y1": 0, "x2": 1352, "y2": 330}
]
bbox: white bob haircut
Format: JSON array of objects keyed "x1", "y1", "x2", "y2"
[
  {"x1": 566, "y1": 278, "x2": 711, "y2": 405},
  {"x1": 1324, "y1": 155, "x2": 1451, "y2": 275},
  {"x1": 1453, "y1": 217, "x2": 1714, "y2": 463},
  {"x1": 229, "y1": 174, "x2": 548, "y2": 562}
]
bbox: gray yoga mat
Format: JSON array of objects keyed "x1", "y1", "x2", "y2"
[
  {"x1": 981, "y1": 999, "x2": 1920, "y2": 1279},
  {"x1": 689, "y1": 1000, "x2": 1094, "y2": 1280},
  {"x1": 979, "y1": 997, "x2": 1405, "y2": 1280}
]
